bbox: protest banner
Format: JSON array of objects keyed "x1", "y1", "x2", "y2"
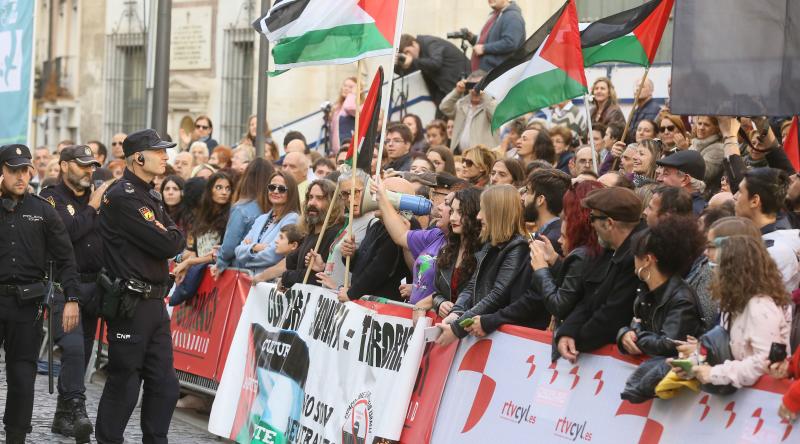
[
  {"x1": 430, "y1": 325, "x2": 795, "y2": 444},
  {"x1": 170, "y1": 268, "x2": 251, "y2": 382},
  {"x1": 208, "y1": 283, "x2": 430, "y2": 444}
]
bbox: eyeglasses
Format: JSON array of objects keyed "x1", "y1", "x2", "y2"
[
  {"x1": 588, "y1": 213, "x2": 609, "y2": 223},
  {"x1": 340, "y1": 189, "x2": 363, "y2": 200},
  {"x1": 462, "y1": 159, "x2": 475, "y2": 168},
  {"x1": 213, "y1": 184, "x2": 231, "y2": 191},
  {"x1": 387, "y1": 138, "x2": 405, "y2": 145},
  {"x1": 660, "y1": 125, "x2": 676, "y2": 132},
  {"x1": 195, "y1": 124, "x2": 210, "y2": 130},
  {"x1": 268, "y1": 184, "x2": 288, "y2": 193}
]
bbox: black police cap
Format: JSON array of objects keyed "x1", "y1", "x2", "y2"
[
  {"x1": 0, "y1": 144, "x2": 32, "y2": 168},
  {"x1": 60, "y1": 145, "x2": 101, "y2": 167},
  {"x1": 122, "y1": 129, "x2": 176, "y2": 157}
]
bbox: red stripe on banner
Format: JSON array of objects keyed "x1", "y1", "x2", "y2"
[
  {"x1": 358, "y1": 0, "x2": 400, "y2": 45},
  {"x1": 632, "y1": 0, "x2": 674, "y2": 64},
  {"x1": 540, "y1": 0, "x2": 587, "y2": 87},
  {"x1": 784, "y1": 116, "x2": 799, "y2": 172}
]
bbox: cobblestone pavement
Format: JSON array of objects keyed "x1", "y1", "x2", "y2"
[{"x1": 0, "y1": 370, "x2": 226, "y2": 443}]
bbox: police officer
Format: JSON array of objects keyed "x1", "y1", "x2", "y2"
[
  {"x1": 95, "y1": 129, "x2": 185, "y2": 444},
  {"x1": 0, "y1": 144, "x2": 81, "y2": 444},
  {"x1": 40, "y1": 145, "x2": 109, "y2": 442}
]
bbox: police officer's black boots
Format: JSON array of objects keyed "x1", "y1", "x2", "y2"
[
  {"x1": 51, "y1": 396, "x2": 93, "y2": 443},
  {"x1": 5, "y1": 431, "x2": 26, "y2": 443}
]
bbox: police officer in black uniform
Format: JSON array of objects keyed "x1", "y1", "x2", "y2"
[
  {"x1": 0, "y1": 144, "x2": 81, "y2": 444},
  {"x1": 40, "y1": 145, "x2": 109, "y2": 442},
  {"x1": 95, "y1": 129, "x2": 185, "y2": 444}
]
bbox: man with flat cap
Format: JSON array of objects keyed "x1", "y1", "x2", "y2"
[
  {"x1": 95, "y1": 130, "x2": 185, "y2": 444},
  {"x1": 555, "y1": 187, "x2": 645, "y2": 364},
  {"x1": 40, "y1": 145, "x2": 108, "y2": 441},
  {"x1": 656, "y1": 150, "x2": 707, "y2": 215},
  {"x1": 0, "y1": 144, "x2": 81, "y2": 443}
]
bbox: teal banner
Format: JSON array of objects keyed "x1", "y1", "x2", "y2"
[{"x1": 0, "y1": 0, "x2": 34, "y2": 144}]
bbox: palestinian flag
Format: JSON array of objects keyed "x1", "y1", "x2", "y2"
[
  {"x1": 344, "y1": 67, "x2": 384, "y2": 171},
  {"x1": 581, "y1": 0, "x2": 674, "y2": 67},
  {"x1": 253, "y1": 0, "x2": 401, "y2": 71},
  {"x1": 477, "y1": 0, "x2": 586, "y2": 132},
  {"x1": 785, "y1": 116, "x2": 799, "y2": 173}
]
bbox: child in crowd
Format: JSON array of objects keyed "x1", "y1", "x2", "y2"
[{"x1": 275, "y1": 224, "x2": 303, "y2": 259}]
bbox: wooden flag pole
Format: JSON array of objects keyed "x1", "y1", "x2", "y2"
[
  {"x1": 611, "y1": 66, "x2": 651, "y2": 171},
  {"x1": 344, "y1": 59, "x2": 365, "y2": 289},
  {"x1": 583, "y1": 94, "x2": 598, "y2": 173},
  {"x1": 302, "y1": 179, "x2": 341, "y2": 284}
]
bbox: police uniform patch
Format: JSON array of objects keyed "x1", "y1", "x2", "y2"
[
  {"x1": 67, "y1": 204, "x2": 75, "y2": 216},
  {"x1": 46, "y1": 196, "x2": 55, "y2": 208},
  {"x1": 84, "y1": 147, "x2": 92, "y2": 156},
  {"x1": 124, "y1": 182, "x2": 135, "y2": 194},
  {"x1": 15, "y1": 147, "x2": 21, "y2": 155},
  {"x1": 138, "y1": 207, "x2": 155, "y2": 222},
  {"x1": 102, "y1": 194, "x2": 109, "y2": 205}
]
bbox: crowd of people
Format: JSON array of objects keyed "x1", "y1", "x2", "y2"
[{"x1": 3, "y1": 2, "x2": 800, "y2": 441}]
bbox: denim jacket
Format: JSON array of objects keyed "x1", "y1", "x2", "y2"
[{"x1": 216, "y1": 200, "x2": 263, "y2": 272}]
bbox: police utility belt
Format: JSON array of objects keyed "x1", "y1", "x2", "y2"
[
  {"x1": 97, "y1": 271, "x2": 169, "y2": 320},
  {"x1": 0, "y1": 282, "x2": 56, "y2": 304}
]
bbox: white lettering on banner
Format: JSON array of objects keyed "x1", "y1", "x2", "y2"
[
  {"x1": 172, "y1": 330, "x2": 210, "y2": 355},
  {"x1": 207, "y1": 283, "x2": 429, "y2": 443},
  {"x1": 430, "y1": 326, "x2": 795, "y2": 444}
]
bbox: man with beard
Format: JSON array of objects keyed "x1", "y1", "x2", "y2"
[
  {"x1": 280, "y1": 179, "x2": 345, "y2": 289},
  {"x1": 0, "y1": 144, "x2": 81, "y2": 443},
  {"x1": 522, "y1": 169, "x2": 571, "y2": 256},
  {"x1": 40, "y1": 145, "x2": 109, "y2": 441}
]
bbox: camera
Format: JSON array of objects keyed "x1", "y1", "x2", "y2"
[
  {"x1": 446, "y1": 28, "x2": 475, "y2": 45},
  {"x1": 395, "y1": 53, "x2": 408, "y2": 70}
]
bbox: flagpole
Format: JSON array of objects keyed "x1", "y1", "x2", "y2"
[
  {"x1": 302, "y1": 179, "x2": 341, "y2": 284},
  {"x1": 583, "y1": 94, "x2": 598, "y2": 173},
  {"x1": 375, "y1": 0, "x2": 407, "y2": 179},
  {"x1": 610, "y1": 66, "x2": 651, "y2": 171},
  {"x1": 344, "y1": 60, "x2": 365, "y2": 290}
]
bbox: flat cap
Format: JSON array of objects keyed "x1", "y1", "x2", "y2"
[
  {"x1": 581, "y1": 187, "x2": 642, "y2": 223},
  {"x1": 656, "y1": 150, "x2": 706, "y2": 181},
  {"x1": 0, "y1": 144, "x2": 32, "y2": 168},
  {"x1": 122, "y1": 129, "x2": 176, "y2": 157},
  {"x1": 60, "y1": 145, "x2": 101, "y2": 167}
]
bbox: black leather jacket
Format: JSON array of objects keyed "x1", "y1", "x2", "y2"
[
  {"x1": 616, "y1": 275, "x2": 703, "y2": 357},
  {"x1": 450, "y1": 234, "x2": 528, "y2": 337},
  {"x1": 431, "y1": 261, "x2": 468, "y2": 314},
  {"x1": 533, "y1": 245, "x2": 591, "y2": 322}
]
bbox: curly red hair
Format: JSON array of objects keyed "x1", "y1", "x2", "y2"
[{"x1": 562, "y1": 180, "x2": 604, "y2": 256}]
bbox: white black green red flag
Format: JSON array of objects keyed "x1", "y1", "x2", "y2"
[
  {"x1": 477, "y1": 0, "x2": 586, "y2": 132},
  {"x1": 344, "y1": 67, "x2": 384, "y2": 171},
  {"x1": 580, "y1": 0, "x2": 674, "y2": 67},
  {"x1": 253, "y1": 0, "x2": 401, "y2": 71}
]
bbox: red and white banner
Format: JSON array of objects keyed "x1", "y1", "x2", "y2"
[
  {"x1": 431, "y1": 326, "x2": 796, "y2": 444},
  {"x1": 170, "y1": 268, "x2": 251, "y2": 381}
]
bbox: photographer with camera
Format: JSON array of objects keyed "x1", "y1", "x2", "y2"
[
  {"x1": 439, "y1": 70, "x2": 499, "y2": 153},
  {"x1": 468, "y1": 0, "x2": 525, "y2": 72},
  {"x1": 397, "y1": 34, "x2": 470, "y2": 109}
]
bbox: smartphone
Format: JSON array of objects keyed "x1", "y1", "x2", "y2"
[
  {"x1": 528, "y1": 232, "x2": 541, "y2": 243},
  {"x1": 769, "y1": 342, "x2": 788, "y2": 363},
  {"x1": 671, "y1": 359, "x2": 695, "y2": 376},
  {"x1": 424, "y1": 326, "x2": 442, "y2": 342},
  {"x1": 464, "y1": 81, "x2": 477, "y2": 91},
  {"x1": 459, "y1": 317, "x2": 475, "y2": 328}
]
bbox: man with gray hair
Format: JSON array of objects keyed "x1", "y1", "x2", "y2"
[{"x1": 626, "y1": 77, "x2": 662, "y2": 143}]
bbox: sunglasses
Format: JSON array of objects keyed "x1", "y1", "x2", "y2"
[
  {"x1": 660, "y1": 125, "x2": 676, "y2": 132},
  {"x1": 268, "y1": 184, "x2": 288, "y2": 193},
  {"x1": 588, "y1": 213, "x2": 609, "y2": 223},
  {"x1": 462, "y1": 159, "x2": 475, "y2": 168},
  {"x1": 195, "y1": 124, "x2": 210, "y2": 130}
]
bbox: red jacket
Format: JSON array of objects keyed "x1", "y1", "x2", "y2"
[{"x1": 785, "y1": 349, "x2": 800, "y2": 413}]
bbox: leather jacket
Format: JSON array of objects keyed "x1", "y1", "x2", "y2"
[
  {"x1": 431, "y1": 262, "x2": 467, "y2": 314},
  {"x1": 533, "y1": 246, "x2": 591, "y2": 321},
  {"x1": 616, "y1": 275, "x2": 703, "y2": 357},
  {"x1": 451, "y1": 234, "x2": 528, "y2": 337}
]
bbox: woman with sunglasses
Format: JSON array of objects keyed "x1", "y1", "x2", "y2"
[
  {"x1": 181, "y1": 115, "x2": 218, "y2": 151},
  {"x1": 212, "y1": 158, "x2": 274, "y2": 277},
  {"x1": 460, "y1": 145, "x2": 495, "y2": 187},
  {"x1": 657, "y1": 113, "x2": 690, "y2": 153},
  {"x1": 173, "y1": 172, "x2": 232, "y2": 284},
  {"x1": 235, "y1": 171, "x2": 301, "y2": 280}
]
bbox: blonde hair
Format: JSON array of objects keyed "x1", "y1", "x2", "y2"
[
  {"x1": 463, "y1": 144, "x2": 496, "y2": 176},
  {"x1": 480, "y1": 184, "x2": 524, "y2": 245}
]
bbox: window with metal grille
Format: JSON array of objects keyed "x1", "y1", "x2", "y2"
[
  {"x1": 104, "y1": 32, "x2": 147, "y2": 142},
  {"x1": 576, "y1": 0, "x2": 673, "y2": 64},
  {"x1": 219, "y1": 28, "x2": 256, "y2": 146}
]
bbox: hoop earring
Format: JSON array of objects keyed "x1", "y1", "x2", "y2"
[{"x1": 635, "y1": 266, "x2": 651, "y2": 282}]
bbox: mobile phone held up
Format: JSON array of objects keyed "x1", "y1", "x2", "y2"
[{"x1": 769, "y1": 342, "x2": 788, "y2": 363}]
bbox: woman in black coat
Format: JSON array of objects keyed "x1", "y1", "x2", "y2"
[{"x1": 436, "y1": 185, "x2": 529, "y2": 344}]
